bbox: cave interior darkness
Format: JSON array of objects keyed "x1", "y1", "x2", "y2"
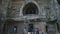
[
  {"x1": 23, "y1": 3, "x2": 38, "y2": 15},
  {"x1": 57, "y1": 0, "x2": 60, "y2": 5}
]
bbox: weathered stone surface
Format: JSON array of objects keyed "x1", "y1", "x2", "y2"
[{"x1": 0, "y1": 0, "x2": 60, "y2": 34}]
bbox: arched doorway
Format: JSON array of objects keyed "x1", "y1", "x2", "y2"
[{"x1": 23, "y1": 3, "x2": 38, "y2": 15}]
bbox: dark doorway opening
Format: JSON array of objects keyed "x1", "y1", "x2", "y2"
[{"x1": 57, "y1": 0, "x2": 60, "y2": 5}]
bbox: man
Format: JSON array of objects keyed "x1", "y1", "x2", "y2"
[{"x1": 35, "y1": 28, "x2": 39, "y2": 34}]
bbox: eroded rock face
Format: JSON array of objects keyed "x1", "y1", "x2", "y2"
[
  {"x1": 0, "y1": 0, "x2": 58, "y2": 20},
  {"x1": 0, "y1": 0, "x2": 60, "y2": 34},
  {"x1": 5, "y1": 0, "x2": 55, "y2": 18}
]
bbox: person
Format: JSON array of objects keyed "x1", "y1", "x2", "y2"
[
  {"x1": 35, "y1": 28, "x2": 39, "y2": 34},
  {"x1": 24, "y1": 27, "x2": 27, "y2": 34}
]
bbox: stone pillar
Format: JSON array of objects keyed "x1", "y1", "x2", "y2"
[
  {"x1": 0, "y1": 21, "x2": 6, "y2": 34},
  {"x1": 17, "y1": 23, "x2": 24, "y2": 34},
  {"x1": 47, "y1": 23, "x2": 56, "y2": 34}
]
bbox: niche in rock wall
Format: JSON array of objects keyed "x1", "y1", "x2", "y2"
[{"x1": 23, "y1": 3, "x2": 38, "y2": 15}]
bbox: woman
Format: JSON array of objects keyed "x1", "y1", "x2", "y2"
[{"x1": 24, "y1": 27, "x2": 27, "y2": 34}]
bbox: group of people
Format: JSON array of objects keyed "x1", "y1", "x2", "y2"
[{"x1": 23, "y1": 27, "x2": 39, "y2": 34}]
